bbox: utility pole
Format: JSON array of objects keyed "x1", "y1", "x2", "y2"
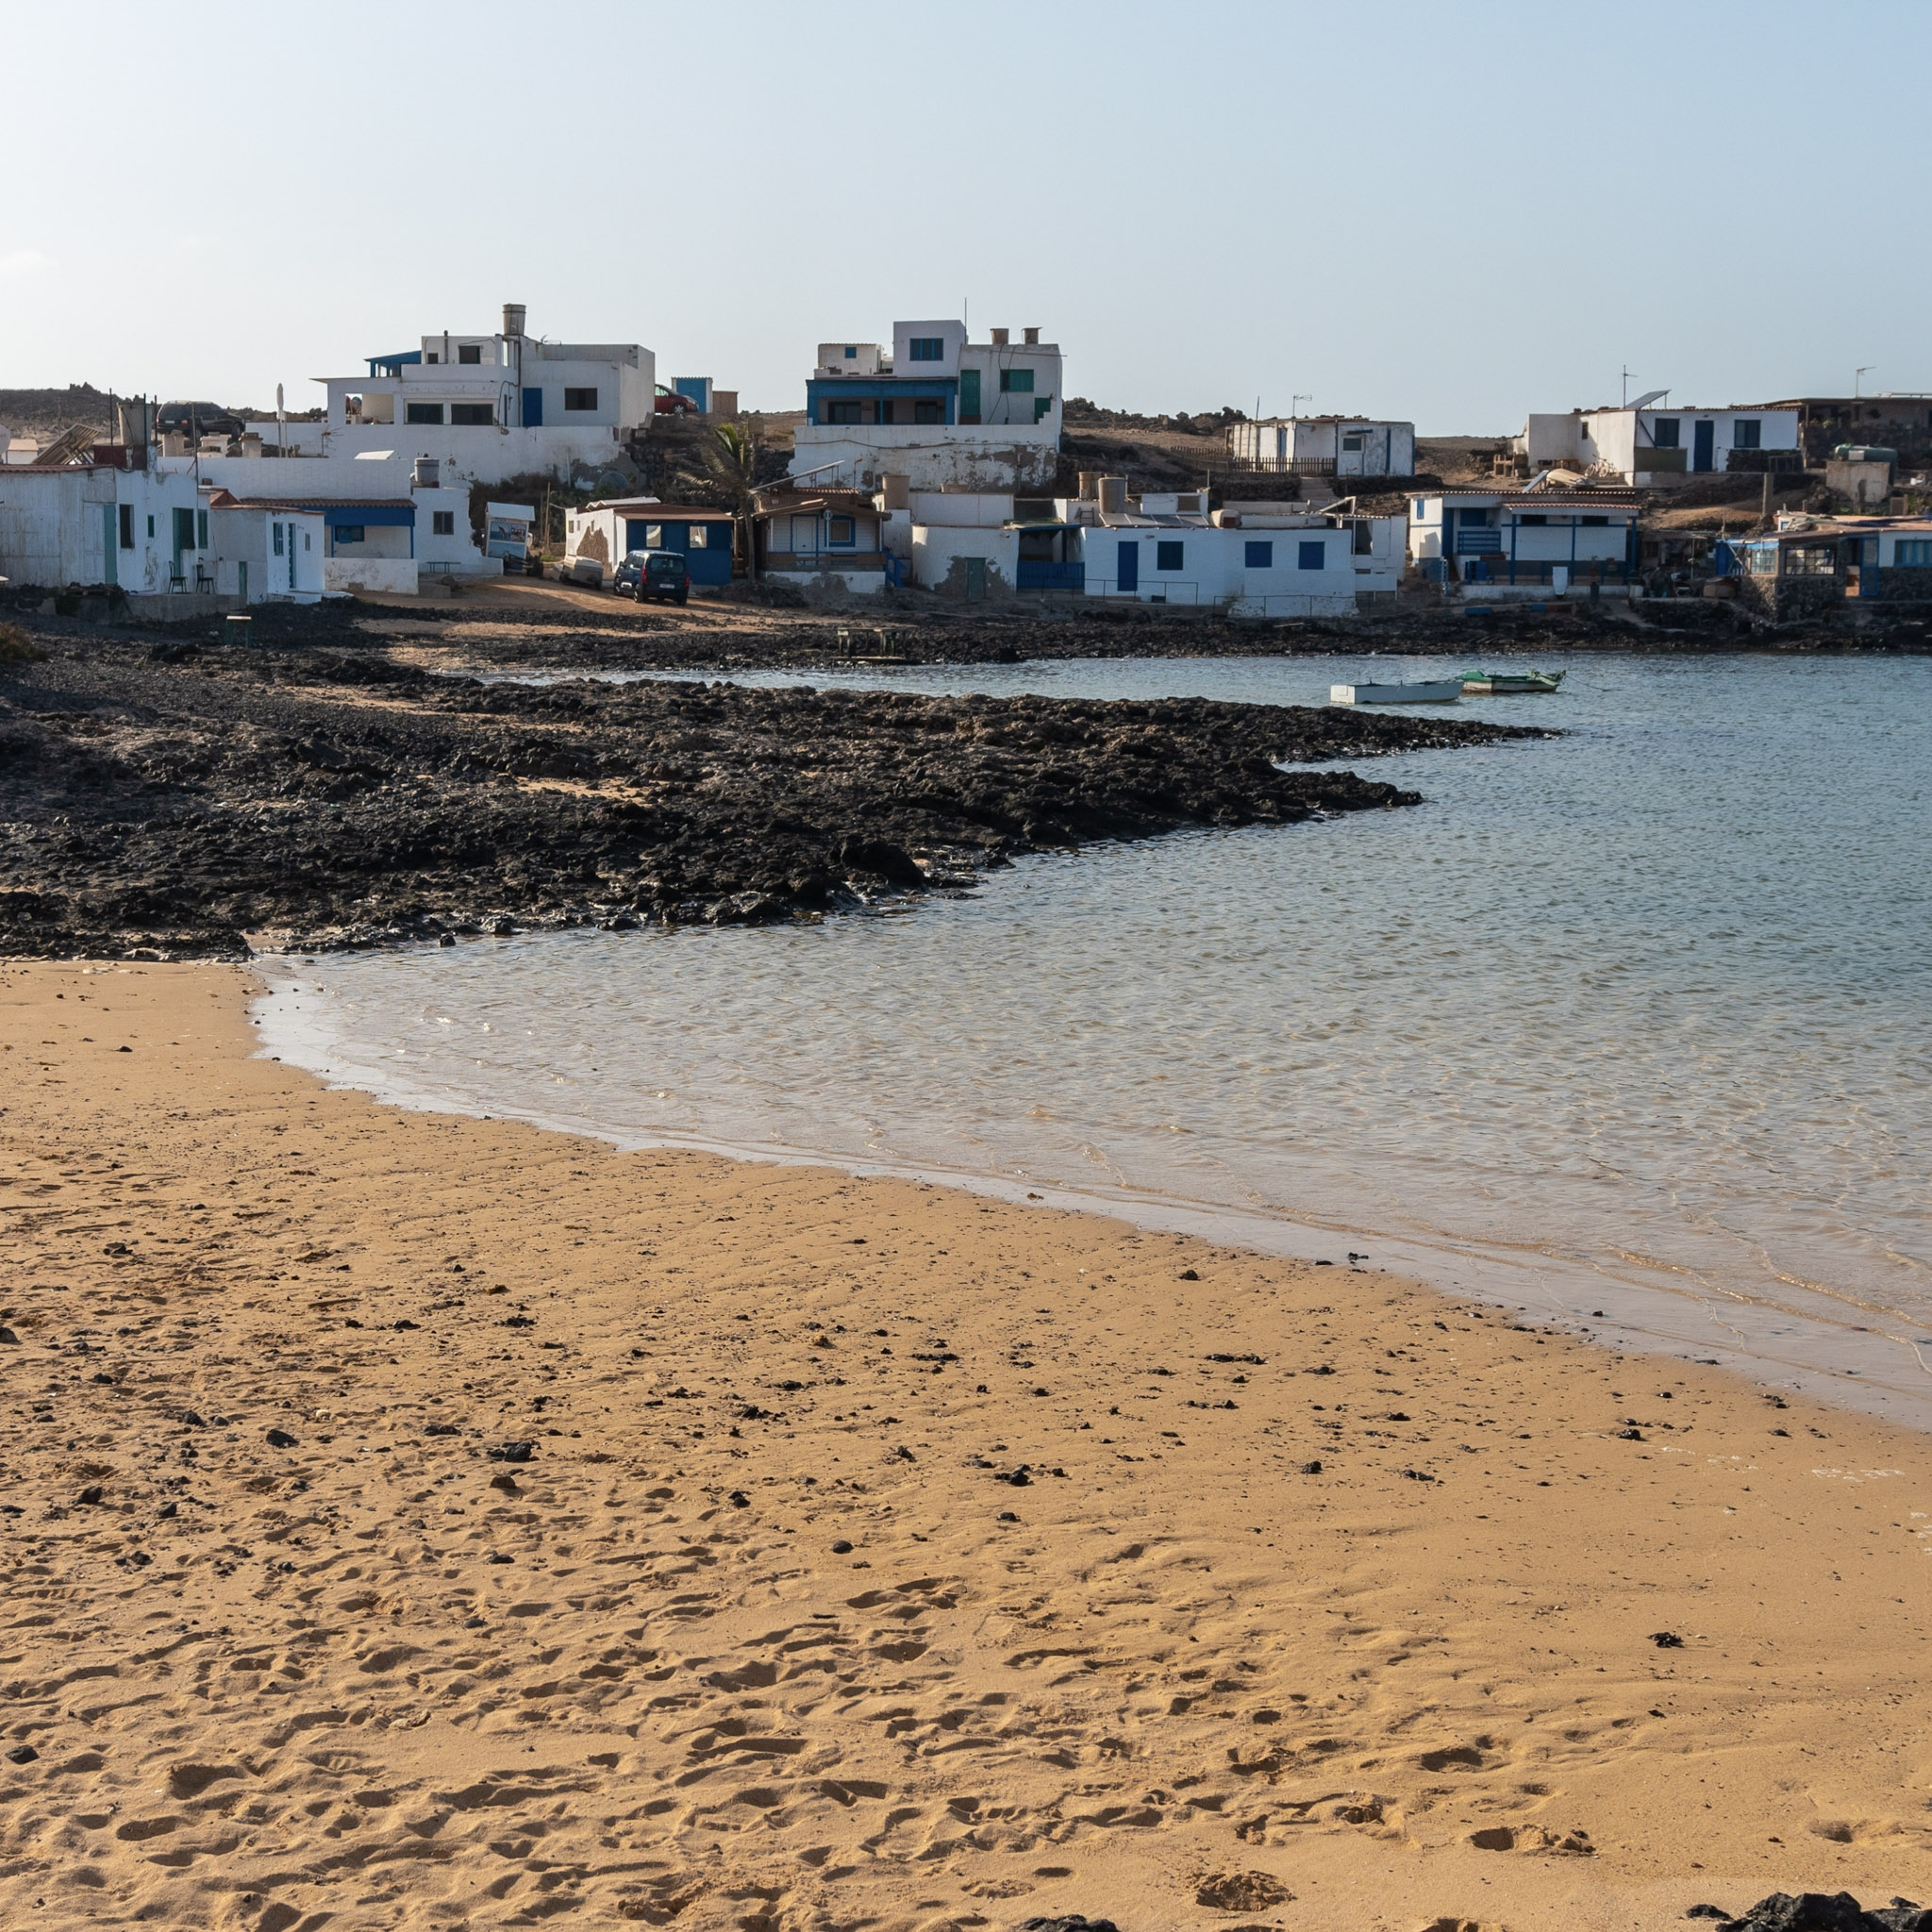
[
  {"x1": 1622, "y1": 365, "x2": 1634, "y2": 406},
  {"x1": 1855, "y1": 366, "x2": 1874, "y2": 398}
]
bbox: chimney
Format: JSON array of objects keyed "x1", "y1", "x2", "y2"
[
  {"x1": 1097, "y1": 475, "x2": 1127, "y2": 517},
  {"x1": 1024, "y1": 325, "x2": 1040, "y2": 346},
  {"x1": 503, "y1": 302, "x2": 526, "y2": 339},
  {"x1": 991, "y1": 326, "x2": 1009, "y2": 346}
]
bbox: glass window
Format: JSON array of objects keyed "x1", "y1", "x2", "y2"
[
  {"x1": 1244, "y1": 541, "x2": 1274, "y2": 569},
  {"x1": 1744, "y1": 544, "x2": 1777, "y2": 575},
  {"x1": 450, "y1": 404, "x2": 493, "y2": 425},
  {"x1": 1650, "y1": 417, "x2": 1681, "y2": 448},
  {"x1": 826, "y1": 401, "x2": 861, "y2": 425},
  {"x1": 1784, "y1": 545, "x2": 1836, "y2": 576},
  {"x1": 1413, "y1": 498, "x2": 1425, "y2": 517},
  {"x1": 1734, "y1": 419, "x2": 1761, "y2": 450},
  {"x1": 908, "y1": 338, "x2": 942, "y2": 361},
  {"x1": 1892, "y1": 539, "x2": 1932, "y2": 566},
  {"x1": 1000, "y1": 369, "x2": 1035, "y2": 393},
  {"x1": 1341, "y1": 434, "x2": 1364, "y2": 451},
  {"x1": 829, "y1": 517, "x2": 856, "y2": 547},
  {"x1": 458, "y1": 344, "x2": 482, "y2": 365},
  {"x1": 406, "y1": 402, "x2": 444, "y2": 425},
  {"x1": 147, "y1": 515, "x2": 155, "y2": 538},
  {"x1": 1298, "y1": 540, "x2": 1325, "y2": 570},
  {"x1": 688, "y1": 524, "x2": 708, "y2": 549},
  {"x1": 913, "y1": 400, "x2": 942, "y2": 425},
  {"x1": 197, "y1": 509, "x2": 208, "y2": 548},
  {"x1": 564, "y1": 387, "x2": 598, "y2": 411},
  {"x1": 1156, "y1": 541, "x2": 1184, "y2": 572},
  {"x1": 843, "y1": 345, "x2": 858, "y2": 358},
  {"x1": 336, "y1": 525, "x2": 366, "y2": 545},
  {"x1": 644, "y1": 525, "x2": 663, "y2": 549},
  {"x1": 1518, "y1": 513, "x2": 1547, "y2": 526},
  {"x1": 432, "y1": 510, "x2": 455, "y2": 536},
  {"x1": 118, "y1": 505, "x2": 134, "y2": 548},
  {"x1": 1581, "y1": 515, "x2": 1609, "y2": 526},
  {"x1": 273, "y1": 523, "x2": 284, "y2": 557}
]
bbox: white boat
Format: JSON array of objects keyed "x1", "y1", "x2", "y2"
[{"x1": 1329, "y1": 679, "x2": 1462, "y2": 705}]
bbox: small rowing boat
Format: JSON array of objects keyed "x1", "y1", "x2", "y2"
[
  {"x1": 1329, "y1": 679, "x2": 1462, "y2": 706},
  {"x1": 1459, "y1": 669, "x2": 1565, "y2": 694}
]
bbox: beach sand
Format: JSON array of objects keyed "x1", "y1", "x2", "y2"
[{"x1": 2, "y1": 959, "x2": 1928, "y2": 1932}]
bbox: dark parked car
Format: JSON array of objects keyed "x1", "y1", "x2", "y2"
[
  {"x1": 613, "y1": 549, "x2": 690, "y2": 604},
  {"x1": 158, "y1": 400, "x2": 244, "y2": 439}
]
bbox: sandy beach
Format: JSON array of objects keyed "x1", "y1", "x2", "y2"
[{"x1": 3, "y1": 958, "x2": 1929, "y2": 1932}]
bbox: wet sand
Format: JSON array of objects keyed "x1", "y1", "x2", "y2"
[{"x1": 3, "y1": 959, "x2": 1928, "y2": 1932}]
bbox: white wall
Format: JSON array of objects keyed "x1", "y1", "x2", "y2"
[
  {"x1": 891, "y1": 321, "x2": 967, "y2": 375},
  {"x1": 323, "y1": 556, "x2": 416, "y2": 595},
  {"x1": 0, "y1": 465, "x2": 207, "y2": 591},
  {"x1": 791, "y1": 424, "x2": 1058, "y2": 491},
  {"x1": 208, "y1": 508, "x2": 325, "y2": 601},
  {"x1": 1580, "y1": 407, "x2": 1800, "y2": 480},
  {"x1": 1080, "y1": 522, "x2": 1365, "y2": 615},
  {"x1": 909, "y1": 524, "x2": 1021, "y2": 594}
]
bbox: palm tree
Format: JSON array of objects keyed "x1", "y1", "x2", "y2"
[{"x1": 675, "y1": 424, "x2": 765, "y2": 578}]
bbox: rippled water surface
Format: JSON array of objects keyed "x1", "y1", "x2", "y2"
[{"x1": 258, "y1": 651, "x2": 1932, "y2": 1424}]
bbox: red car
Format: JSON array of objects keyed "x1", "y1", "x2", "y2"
[{"x1": 653, "y1": 386, "x2": 698, "y2": 416}]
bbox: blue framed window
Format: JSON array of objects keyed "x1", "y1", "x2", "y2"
[
  {"x1": 1895, "y1": 540, "x2": 1932, "y2": 566},
  {"x1": 335, "y1": 525, "x2": 366, "y2": 545},
  {"x1": 1000, "y1": 368, "x2": 1035, "y2": 393},
  {"x1": 907, "y1": 338, "x2": 942, "y2": 360},
  {"x1": 1734, "y1": 419, "x2": 1761, "y2": 450},
  {"x1": 1413, "y1": 498, "x2": 1425, "y2": 517},
  {"x1": 1650, "y1": 417, "x2": 1681, "y2": 448},
  {"x1": 1156, "y1": 541, "x2": 1184, "y2": 572},
  {"x1": 843, "y1": 345, "x2": 858, "y2": 358},
  {"x1": 829, "y1": 516, "x2": 856, "y2": 547},
  {"x1": 1244, "y1": 541, "x2": 1273, "y2": 568},
  {"x1": 1298, "y1": 541, "x2": 1325, "y2": 570}
]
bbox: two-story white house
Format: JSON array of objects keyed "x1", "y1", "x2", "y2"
[
  {"x1": 788, "y1": 320, "x2": 1064, "y2": 491},
  {"x1": 1518, "y1": 403, "x2": 1800, "y2": 484},
  {"x1": 310, "y1": 303, "x2": 655, "y2": 485}
]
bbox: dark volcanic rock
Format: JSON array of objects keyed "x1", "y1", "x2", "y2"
[{"x1": 0, "y1": 630, "x2": 1536, "y2": 958}]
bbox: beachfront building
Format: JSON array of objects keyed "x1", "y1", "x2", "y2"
[
  {"x1": 751, "y1": 487, "x2": 892, "y2": 595},
  {"x1": 1408, "y1": 484, "x2": 1641, "y2": 596},
  {"x1": 1728, "y1": 513, "x2": 1932, "y2": 621},
  {"x1": 1224, "y1": 415, "x2": 1416, "y2": 478},
  {"x1": 0, "y1": 450, "x2": 212, "y2": 606},
  {"x1": 1516, "y1": 403, "x2": 1800, "y2": 485},
  {"x1": 897, "y1": 478, "x2": 1402, "y2": 614},
  {"x1": 563, "y1": 498, "x2": 736, "y2": 590},
  {"x1": 788, "y1": 321, "x2": 1064, "y2": 492}
]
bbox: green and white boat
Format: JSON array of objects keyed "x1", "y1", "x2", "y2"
[{"x1": 1459, "y1": 668, "x2": 1565, "y2": 695}]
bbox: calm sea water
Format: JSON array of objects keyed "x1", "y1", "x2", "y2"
[{"x1": 255, "y1": 652, "x2": 1932, "y2": 1427}]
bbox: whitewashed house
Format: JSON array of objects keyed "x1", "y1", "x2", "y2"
[
  {"x1": 308, "y1": 302, "x2": 655, "y2": 485},
  {"x1": 1517, "y1": 403, "x2": 1800, "y2": 484},
  {"x1": 204, "y1": 496, "x2": 327, "y2": 601},
  {"x1": 789, "y1": 320, "x2": 1063, "y2": 491},
  {"x1": 751, "y1": 488, "x2": 891, "y2": 596},
  {"x1": 1225, "y1": 415, "x2": 1416, "y2": 478},
  {"x1": 0, "y1": 455, "x2": 211, "y2": 604},
  {"x1": 899, "y1": 479, "x2": 1402, "y2": 614},
  {"x1": 1408, "y1": 484, "x2": 1641, "y2": 595}
]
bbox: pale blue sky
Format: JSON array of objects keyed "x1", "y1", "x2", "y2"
[{"x1": 6, "y1": 0, "x2": 1927, "y2": 431}]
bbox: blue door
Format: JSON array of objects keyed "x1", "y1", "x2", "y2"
[
  {"x1": 522, "y1": 387, "x2": 543, "y2": 426},
  {"x1": 1117, "y1": 540, "x2": 1139, "y2": 592},
  {"x1": 1693, "y1": 420, "x2": 1714, "y2": 472}
]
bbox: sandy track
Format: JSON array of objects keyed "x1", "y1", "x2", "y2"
[{"x1": 1, "y1": 961, "x2": 1927, "y2": 1932}]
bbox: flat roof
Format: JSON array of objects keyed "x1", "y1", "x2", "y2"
[{"x1": 586, "y1": 499, "x2": 733, "y2": 518}]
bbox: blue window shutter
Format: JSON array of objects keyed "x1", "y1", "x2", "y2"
[
  {"x1": 1298, "y1": 541, "x2": 1325, "y2": 570},
  {"x1": 1244, "y1": 540, "x2": 1273, "y2": 568}
]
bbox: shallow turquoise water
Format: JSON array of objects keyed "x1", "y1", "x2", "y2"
[{"x1": 257, "y1": 652, "x2": 1932, "y2": 1425}]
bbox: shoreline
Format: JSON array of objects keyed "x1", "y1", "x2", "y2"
[
  {"x1": 4, "y1": 958, "x2": 1930, "y2": 1931},
  {"x1": 252, "y1": 944, "x2": 1932, "y2": 1439}
]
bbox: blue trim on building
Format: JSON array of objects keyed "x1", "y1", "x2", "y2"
[
  {"x1": 805, "y1": 376, "x2": 958, "y2": 425},
  {"x1": 366, "y1": 351, "x2": 423, "y2": 376},
  {"x1": 315, "y1": 505, "x2": 415, "y2": 528}
]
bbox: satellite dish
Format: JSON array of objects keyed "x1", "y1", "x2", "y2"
[{"x1": 1628, "y1": 389, "x2": 1669, "y2": 411}]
